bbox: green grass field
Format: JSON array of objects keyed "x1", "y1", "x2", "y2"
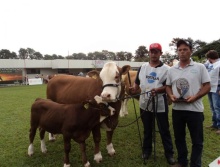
[{"x1": 0, "y1": 85, "x2": 219, "y2": 167}]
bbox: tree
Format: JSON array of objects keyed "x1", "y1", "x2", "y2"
[
  {"x1": 66, "y1": 55, "x2": 75, "y2": 59},
  {"x1": 124, "y1": 52, "x2": 133, "y2": 61},
  {"x1": 18, "y1": 48, "x2": 28, "y2": 59},
  {"x1": 192, "y1": 39, "x2": 220, "y2": 61},
  {"x1": 169, "y1": 37, "x2": 207, "y2": 53},
  {"x1": 102, "y1": 50, "x2": 115, "y2": 60},
  {"x1": 31, "y1": 52, "x2": 43, "y2": 60},
  {"x1": 27, "y1": 48, "x2": 35, "y2": 59},
  {"x1": 87, "y1": 52, "x2": 106, "y2": 60},
  {"x1": 10, "y1": 52, "x2": 18, "y2": 59},
  {"x1": 0, "y1": 49, "x2": 18, "y2": 59},
  {"x1": 57, "y1": 55, "x2": 64, "y2": 59},
  {"x1": 72, "y1": 53, "x2": 87, "y2": 60},
  {"x1": 114, "y1": 51, "x2": 133, "y2": 61},
  {"x1": 44, "y1": 54, "x2": 53, "y2": 60},
  {"x1": 134, "y1": 46, "x2": 148, "y2": 62},
  {"x1": 87, "y1": 52, "x2": 95, "y2": 60}
]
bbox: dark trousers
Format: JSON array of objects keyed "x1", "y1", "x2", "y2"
[
  {"x1": 140, "y1": 108, "x2": 174, "y2": 158},
  {"x1": 172, "y1": 109, "x2": 204, "y2": 167}
]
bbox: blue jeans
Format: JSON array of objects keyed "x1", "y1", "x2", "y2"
[
  {"x1": 172, "y1": 110, "x2": 204, "y2": 167},
  {"x1": 208, "y1": 92, "x2": 220, "y2": 129}
]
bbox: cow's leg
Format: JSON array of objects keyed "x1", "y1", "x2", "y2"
[
  {"x1": 92, "y1": 126, "x2": 102, "y2": 163},
  {"x1": 106, "y1": 131, "x2": 116, "y2": 156},
  {"x1": 63, "y1": 135, "x2": 71, "y2": 167},
  {"x1": 49, "y1": 133, "x2": 56, "y2": 141},
  {"x1": 39, "y1": 128, "x2": 47, "y2": 153},
  {"x1": 119, "y1": 100, "x2": 125, "y2": 117},
  {"x1": 28, "y1": 127, "x2": 37, "y2": 156},
  {"x1": 124, "y1": 98, "x2": 129, "y2": 116},
  {"x1": 79, "y1": 142, "x2": 90, "y2": 167},
  {"x1": 120, "y1": 98, "x2": 129, "y2": 117}
]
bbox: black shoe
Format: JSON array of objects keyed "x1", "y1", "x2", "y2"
[
  {"x1": 142, "y1": 153, "x2": 151, "y2": 160},
  {"x1": 166, "y1": 156, "x2": 175, "y2": 165}
]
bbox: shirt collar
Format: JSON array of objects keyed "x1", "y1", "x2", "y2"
[{"x1": 174, "y1": 58, "x2": 194, "y2": 69}]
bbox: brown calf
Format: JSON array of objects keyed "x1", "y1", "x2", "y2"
[{"x1": 28, "y1": 96, "x2": 115, "y2": 167}]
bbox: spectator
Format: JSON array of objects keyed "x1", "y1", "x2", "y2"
[
  {"x1": 166, "y1": 39, "x2": 211, "y2": 167},
  {"x1": 130, "y1": 43, "x2": 175, "y2": 165},
  {"x1": 204, "y1": 50, "x2": 220, "y2": 134}
]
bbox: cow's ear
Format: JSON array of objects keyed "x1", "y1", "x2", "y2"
[
  {"x1": 120, "y1": 65, "x2": 131, "y2": 75},
  {"x1": 86, "y1": 70, "x2": 100, "y2": 79}
]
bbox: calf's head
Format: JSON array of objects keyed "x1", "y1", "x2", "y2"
[{"x1": 99, "y1": 62, "x2": 130, "y2": 102}]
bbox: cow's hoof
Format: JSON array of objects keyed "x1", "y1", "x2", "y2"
[
  {"x1": 106, "y1": 143, "x2": 115, "y2": 156},
  {"x1": 108, "y1": 151, "x2": 116, "y2": 156},
  {"x1": 94, "y1": 151, "x2": 102, "y2": 163},
  {"x1": 28, "y1": 144, "x2": 34, "y2": 156},
  {"x1": 41, "y1": 149, "x2": 47, "y2": 154},
  {"x1": 63, "y1": 163, "x2": 70, "y2": 167},
  {"x1": 84, "y1": 161, "x2": 91, "y2": 167},
  {"x1": 28, "y1": 153, "x2": 33, "y2": 157}
]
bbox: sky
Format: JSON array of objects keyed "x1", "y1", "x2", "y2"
[{"x1": 0, "y1": 0, "x2": 220, "y2": 56}]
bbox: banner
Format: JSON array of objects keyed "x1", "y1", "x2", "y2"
[
  {"x1": 28, "y1": 78, "x2": 43, "y2": 85},
  {"x1": 0, "y1": 68, "x2": 22, "y2": 84}
]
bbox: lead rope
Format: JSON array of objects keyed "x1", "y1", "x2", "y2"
[{"x1": 127, "y1": 71, "x2": 146, "y2": 165}]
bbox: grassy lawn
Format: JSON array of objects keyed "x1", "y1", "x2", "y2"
[{"x1": 0, "y1": 85, "x2": 219, "y2": 167}]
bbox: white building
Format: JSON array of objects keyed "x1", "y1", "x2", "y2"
[{"x1": 0, "y1": 59, "x2": 145, "y2": 83}]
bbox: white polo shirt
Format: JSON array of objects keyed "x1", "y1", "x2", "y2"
[{"x1": 166, "y1": 59, "x2": 210, "y2": 112}]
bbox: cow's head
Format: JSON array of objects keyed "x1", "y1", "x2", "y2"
[{"x1": 99, "y1": 62, "x2": 130, "y2": 102}]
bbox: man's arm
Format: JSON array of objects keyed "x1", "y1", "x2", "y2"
[
  {"x1": 166, "y1": 85, "x2": 178, "y2": 102},
  {"x1": 186, "y1": 82, "x2": 211, "y2": 103}
]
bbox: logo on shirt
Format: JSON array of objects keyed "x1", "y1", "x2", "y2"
[{"x1": 146, "y1": 72, "x2": 159, "y2": 83}]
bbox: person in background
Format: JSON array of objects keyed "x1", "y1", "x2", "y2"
[
  {"x1": 35, "y1": 74, "x2": 39, "y2": 78},
  {"x1": 130, "y1": 43, "x2": 175, "y2": 165},
  {"x1": 166, "y1": 39, "x2": 211, "y2": 167},
  {"x1": 204, "y1": 50, "x2": 220, "y2": 134}
]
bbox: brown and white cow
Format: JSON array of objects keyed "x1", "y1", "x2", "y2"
[
  {"x1": 46, "y1": 61, "x2": 130, "y2": 163},
  {"x1": 28, "y1": 96, "x2": 115, "y2": 167},
  {"x1": 120, "y1": 70, "x2": 141, "y2": 117}
]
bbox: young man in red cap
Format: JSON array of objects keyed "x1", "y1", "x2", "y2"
[{"x1": 130, "y1": 43, "x2": 175, "y2": 165}]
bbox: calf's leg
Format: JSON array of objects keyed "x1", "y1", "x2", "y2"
[
  {"x1": 28, "y1": 127, "x2": 37, "y2": 156},
  {"x1": 106, "y1": 130, "x2": 116, "y2": 156},
  {"x1": 92, "y1": 126, "x2": 103, "y2": 163},
  {"x1": 63, "y1": 135, "x2": 71, "y2": 167},
  {"x1": 39, "y1": 128, "x2": 47, "y2": 153},
  {"x1": 79, "y1": 142, "x2": 90, "y2": 167}
]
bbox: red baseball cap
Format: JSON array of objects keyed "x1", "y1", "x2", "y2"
[{"x1": 149, "y1": 43, "x2": 162, "y2": 51}]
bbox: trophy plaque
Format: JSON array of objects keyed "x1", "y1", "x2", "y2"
[{"x1": 176, "y1": 78, "x2": 189, "y2": 102}]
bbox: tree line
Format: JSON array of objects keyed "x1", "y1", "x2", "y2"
[{"x1": 0, "y1": 37, "x2": 219, "y2": 63}]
